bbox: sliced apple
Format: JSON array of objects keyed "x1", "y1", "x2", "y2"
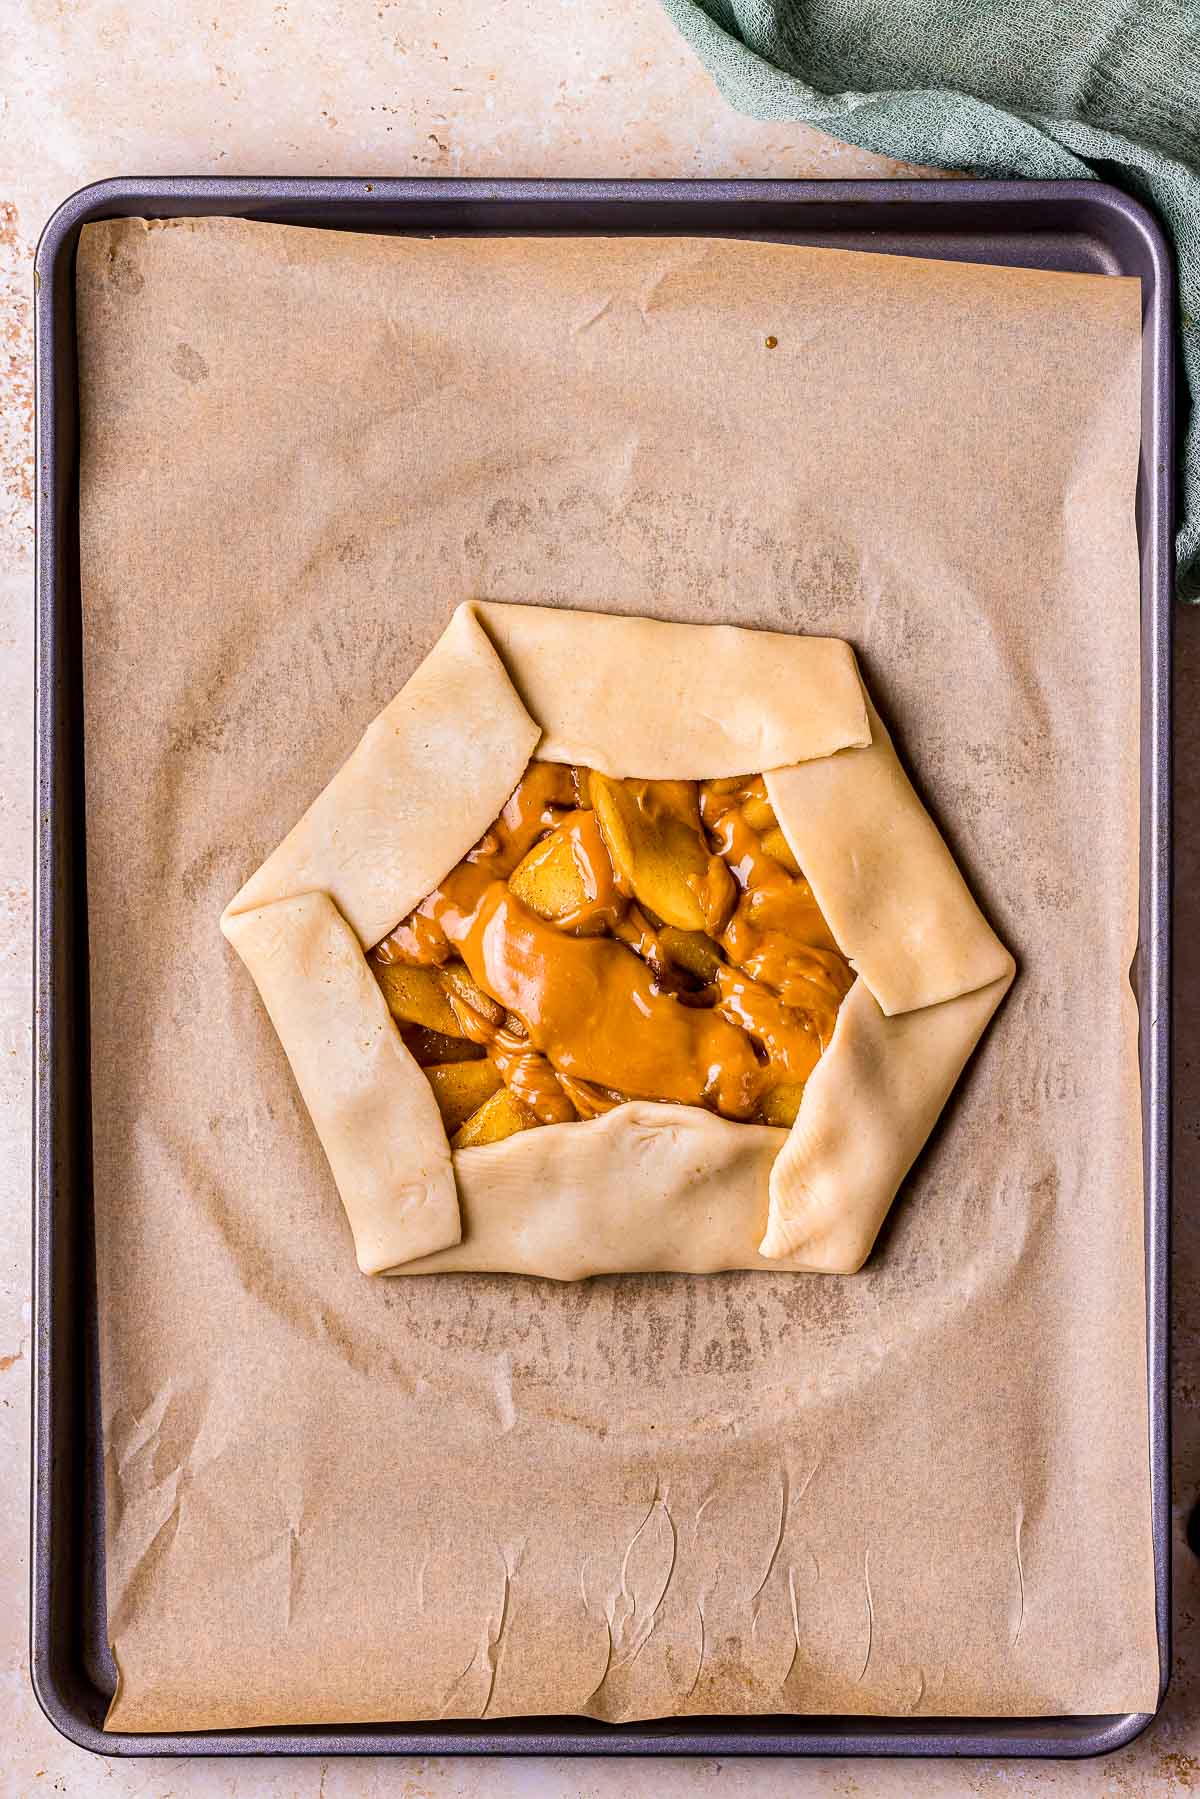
[
  {"x1": 510, "y1": 825, "x2": 586, "y2": 921},
  {"x1": 761, "y1": 1082, "x2": 806, "y2": 1128},
  {"x1": 424, "y1": 1059, "x2": 503, "y2": 1134},
  {"x1": 659, "y1": 926, "x2": 723, "y2": 983},
  {"x1": 589, "y1": 772, "x2": 734, "y2": 933},
  {"x1": 740, "y1": 791, "x2": 777, "y2": 834},
  {"x1": 402, "y1": 1023, "x2": 486, "y2": 1066},
  {"x1": 441, "y1": 963, "x2": 505, "y2": 1034},
  {"x1": 760, "y1": 826, "x2": 802, "y2": 876},
  {"x1": 508, "y1": 810, "x2": 620, "y2": 934},
  {"x1": 374, "y1": 960, "x2": 462, "y2": 1036},
  {"x1": 451, "y1": 1084, "x2": 538, "y2": 1150}
]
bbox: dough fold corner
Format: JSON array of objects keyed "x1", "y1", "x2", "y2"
[
  {"x1": 759, "y1": 965, "x2": 1015, "y2": 1267},
  {"x1": 222, "y1": 890, "x2": 461, "y2": 1271}
]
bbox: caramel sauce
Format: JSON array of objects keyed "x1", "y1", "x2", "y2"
[
  {"x1": 518, "y1": 808, "x2": 626, "y2": 935},
  {"x1": 611, "y1": 906, "x2": 693, "y2": 991},
  {"x1": 688, "y1": 852, "x2": 738, "y2": 939},
  {"x1": 375, "y1": 761, "x2": 578, "y2": 966},
  {"x1": 461, "y1": 884, "x2": 761, "y2": 1118},
  {"x1": 370, "y1": 762, "x2": 856, "y2": 1137},
  {"x1": 712, "y1": 964, "x2": 823, "y2": 1085},
  {"x1": 555, "y1": 1073, "x2": 627, "y2": 1119},
  {"x1": 700, "y1": 779, "x2": 855, "y2": 1031},
  {"x1": 488, "y1": 1024, "x2": 577, "y2": 1126},
  {"x1": 439, "y1": 967, "x2": 576, "y2": 1125}
]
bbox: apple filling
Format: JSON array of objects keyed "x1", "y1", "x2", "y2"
[{"x1": 370, "y1": 763, "x2": 855, "y2": 1147}]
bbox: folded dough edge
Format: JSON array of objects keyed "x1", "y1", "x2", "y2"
[
  {"x1": 762, "y1": 965, "x2": 1016, "y2": 1268},
  {"x1": 222, "y1": 893, "x2": 461, "y2": 1272},
  {"x1": 766, "y1": 696, "x2": 1012, "y2": 1016},
  {"x1": 471, "y1": 600, "x2": 871, "y2": 776}
]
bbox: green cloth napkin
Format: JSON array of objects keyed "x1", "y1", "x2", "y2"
[{"x1": 658, "y1": 0, "x2": 1200, "y2": 598}]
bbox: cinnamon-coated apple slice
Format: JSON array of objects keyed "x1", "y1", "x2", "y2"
[
  {"x1": 424, "y1": 1059, "x2": 503, "y2": 1133},
  {"x1": 451, "y1": 1084, "x2": 538, "y2": 1149}
]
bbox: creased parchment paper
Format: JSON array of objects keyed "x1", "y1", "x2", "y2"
[{"x1": 77, "y1": 218, "x2": 1155, "y2": 1729}]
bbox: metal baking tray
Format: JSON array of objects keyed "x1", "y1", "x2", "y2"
[{"x1": 33, "y1": 176, "x2": 1173, "y2": 1759}]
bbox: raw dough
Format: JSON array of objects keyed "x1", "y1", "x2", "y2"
[
  {"x1": 472, "y1": 600, "x2": 870, "y2": 776},
  {"x1": 223, "y1": 892, "x2": 460, "y2": 1272},
  {"x1": 766, "y1": 699, "x2": 1013, "y2": 1015}
]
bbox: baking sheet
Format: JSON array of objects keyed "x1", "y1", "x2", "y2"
[{"x1": 75, "y1": 217, "x2": 1156, "y2": 1729}]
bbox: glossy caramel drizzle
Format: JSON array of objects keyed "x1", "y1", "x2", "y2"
[
  {"x1": 700, "y1": 780, "x2": 855, "y2": 1032},
  {"x1": 376, "y1": 761, "x2": 579, "y2": 967},
  {"x1": 371, "y1": 762, "x2": 855, "y2": 1133}
]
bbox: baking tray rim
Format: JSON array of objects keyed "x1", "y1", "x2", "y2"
[{"x1": 31, "y1": 172, "x2": 1174, "y2": 1760}]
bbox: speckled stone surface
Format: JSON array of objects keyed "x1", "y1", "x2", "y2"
[{"x1": 2, "y1": 2, "x2": 1197, "y2": 1792}]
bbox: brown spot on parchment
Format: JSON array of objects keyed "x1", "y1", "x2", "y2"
[
  {"x1": 180, "y1": 840, "x2": 234, "y2": 903},
  {"x1": 169, "y1": 342, "x2": 210, "y2": 384},
  {"x1": 0, "y1": 1347, "x2": 22, "y2": 1373},
  {"x1": 109, "y1": 252, "x2": 145, "y2": 295},
  {"x1": 336, "y1": 532, "x2": 368, "y2": 567},
  {"x1": 1031, "y1": 868, "x2": 1075, "y2": 913}
]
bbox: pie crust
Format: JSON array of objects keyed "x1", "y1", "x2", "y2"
[{"x1": 222, "y1": 602, "x2": 1013, "y2": 1277}]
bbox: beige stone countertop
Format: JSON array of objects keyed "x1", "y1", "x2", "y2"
[{"x1": 3, "y1": 1, "x2": 1197, "y2": 1792}]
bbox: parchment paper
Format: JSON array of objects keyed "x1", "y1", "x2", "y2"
[{"x1": 76, "y1": 217, "x2": 1156, "y2": 1729}]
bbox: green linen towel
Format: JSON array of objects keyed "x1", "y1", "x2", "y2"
[{"x1": 658, "y1": 0, "x2": 1200, "y2": 597}]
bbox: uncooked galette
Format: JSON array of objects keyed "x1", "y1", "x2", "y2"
[{"x1": 221, "y1": 602, "x2": 1013, "y2": 1280}]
